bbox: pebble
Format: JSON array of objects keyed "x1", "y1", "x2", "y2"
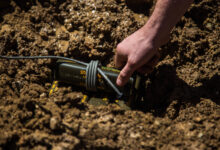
[
  {"x1": 41, "y1": 49, "x2": 48, "y2": 55},
  {"x1": 50, "y1": 117, "x2": 59, "y2": 130},
  {"x1": 198, "y1": 132, "x2": 203, "y2": 138},
  {"x1": 154, "y1": 120, "x2": 161, "y2": 126},
  {"x1": 194, "y1": 117, "x2": 203, "y2": 123},
  {"x1": 206, "y1": 23, "x2": 213, "y2": 30},
  {"x1": 79, "y1": 128, "x2": 87, "y2": 137},
  {"x1": 130, "y1": 132, "x2": 141, "y2": 138},
  {"x1": 40, "y1": 93, "x2": 47, "y2": 98}
]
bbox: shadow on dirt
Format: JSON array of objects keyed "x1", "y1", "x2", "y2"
[
  {"x1": 125, "y1": 0, "x2": 154, "y2": 15},
  {"x1": 10, "y1": 0, "x2": 65, "y2": 11},
  {"x1": 0, "y1": 1, "x2": 14, "y2": 23},
  {"x1": 136, "y1": 64, "x2": 220, "y2": 118}
]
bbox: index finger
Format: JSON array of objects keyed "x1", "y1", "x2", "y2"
[
  {"x1": 114, "y1": 48, "x2": 127, "y2": 68},
  {"x1": 116, "y1": 61, "x2": 136, "y2": 86}
]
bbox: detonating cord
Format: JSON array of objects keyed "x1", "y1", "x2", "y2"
[
  {"x1": 0, "y1": 55, "x2": 88, "y2": 66},
  {"x1": 0, "y1": 55, "x2": 123, "y2": 98}
]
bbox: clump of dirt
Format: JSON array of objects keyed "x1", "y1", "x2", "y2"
[{"x1": 0, "y1": 0, "x2": 219, "y2": 149}]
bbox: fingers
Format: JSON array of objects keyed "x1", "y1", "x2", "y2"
[
  {"x1": 115, "y1": 44, "x2": 127, "y2": 68},
  {"x1": 116, "y1": 51, "x2": 160, "y2": 86},
  {"x1": 116, "y1": 61, "x2": 136, "y2": 87},
  {"x1": 114, "y1": 54, "x2": 126, "y2": 69}
]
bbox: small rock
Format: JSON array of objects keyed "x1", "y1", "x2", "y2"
[
  {"x1": 50, "y1": 117, "x2": 60, "y2": 130},
  {"x1": 154, "y1": 120, "x2": 160, "y2": 126},
  {"x1": 58, "y1": 32, "x2": 69, "y2": 40},
  {"x1": 97, "y1": 114, "x2": 113, "y2": 123},
  {"x1": 85, "y1": 112, "x2": 89, "y2": 117},
  {"x1": 41, "y1": 49, "x2": 48, "y2": 55},
  {"x1": 130, "y1": 132, "x2": 141, "y2": 138},
  {"x1": 40, "y1": 28, "x2": 48, "y2": 40},
  {"x1": 194, "y1": 117, "x2": 203, "y2": 123},
  {"x1": 40, "y1": 93, "x2": 47, "y2": 98},
  {"x1": 198, "y1": 132, "x2": 203, "y2": 138},
  {"x1": 64, "y1": 19, "x2": 74, "y2": 32},
  {"x1": 79, "y1": 128, "x2": 87, "y2": 137},
  {"x1": 206, "y1": 23, "x2": 213, "y2": 30}
]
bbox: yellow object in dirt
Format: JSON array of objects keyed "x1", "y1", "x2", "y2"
[
  {"x1": 81, "y1": 95, "x2": 88, "y2": 103},
  {"x1": 49, "y1": 81, "x2": 59, "y2": 95}
]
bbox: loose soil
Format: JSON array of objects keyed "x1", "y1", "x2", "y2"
[{"x1": 0, "y1": 0, "x2": 219, "y2": 149}]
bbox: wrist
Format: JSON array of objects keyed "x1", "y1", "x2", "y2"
[{"x1": 140, "y1": 20, "x2": 170, "y2": 49}]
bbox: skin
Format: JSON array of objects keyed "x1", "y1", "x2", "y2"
[{"x1": 115, "y1": 0, "x2": 194, "y2": 86}]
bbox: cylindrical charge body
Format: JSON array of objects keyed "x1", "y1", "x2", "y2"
[{"x1": 54, "y1": 60, "x2": 135, "y2": 98}]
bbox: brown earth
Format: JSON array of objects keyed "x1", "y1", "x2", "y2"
[{"x1": 0, "y1": 0, "x2": 219, "y2": 149}]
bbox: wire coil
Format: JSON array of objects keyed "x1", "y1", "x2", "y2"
[{"x1": 86, "y1": 60, "x2": 99, "y2": 91}]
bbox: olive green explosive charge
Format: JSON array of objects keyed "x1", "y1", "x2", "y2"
[
  {"x1": 50, "y1": 59, "x2": 142, "y2": 108},
  {"x1": 0, "y1": 55, "x2": 142, "y2": 109}
]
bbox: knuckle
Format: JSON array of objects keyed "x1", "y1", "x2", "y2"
[
  {"x1": 116, "y1": 43, "x2": 123, "y2": 52},
  {"x1": 127, "y1": 58, "x2": 136, "y2": 68},
  {"x1": 119, "y1": 70, "x2": 127, "y2": 79}
]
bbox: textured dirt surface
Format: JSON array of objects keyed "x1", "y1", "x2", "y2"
[{"x1": 0, "y1": 0, "x2": 219, "y2": 149}]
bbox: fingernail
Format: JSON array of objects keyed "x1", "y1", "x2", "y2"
[{"x1": 116, "y1": 78, "x2": 122, "y2": 86}]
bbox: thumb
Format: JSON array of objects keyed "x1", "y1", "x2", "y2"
[{"x1": 116, "y1": 62, "x2": 136, "y2": 87}]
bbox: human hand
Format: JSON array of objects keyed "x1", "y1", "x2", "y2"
[
  {"x1": 115, "y1": 0, "x2": 193, "y2": 87},
  {"x1": 115, "y1": 27, "x2": 162, "y2": 87}
]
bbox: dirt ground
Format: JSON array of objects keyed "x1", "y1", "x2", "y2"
[{"x1": 0, "y1": 0, "x2": 219, "y2": 149}]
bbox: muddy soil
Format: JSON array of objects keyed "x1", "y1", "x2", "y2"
[{"x1": 0, "y1": 0, "x2": 219, "y2": 149}]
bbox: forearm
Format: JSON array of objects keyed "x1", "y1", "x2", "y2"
[{"x1": 142, "y1": 0, "x2": 193, "y2": 47}]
